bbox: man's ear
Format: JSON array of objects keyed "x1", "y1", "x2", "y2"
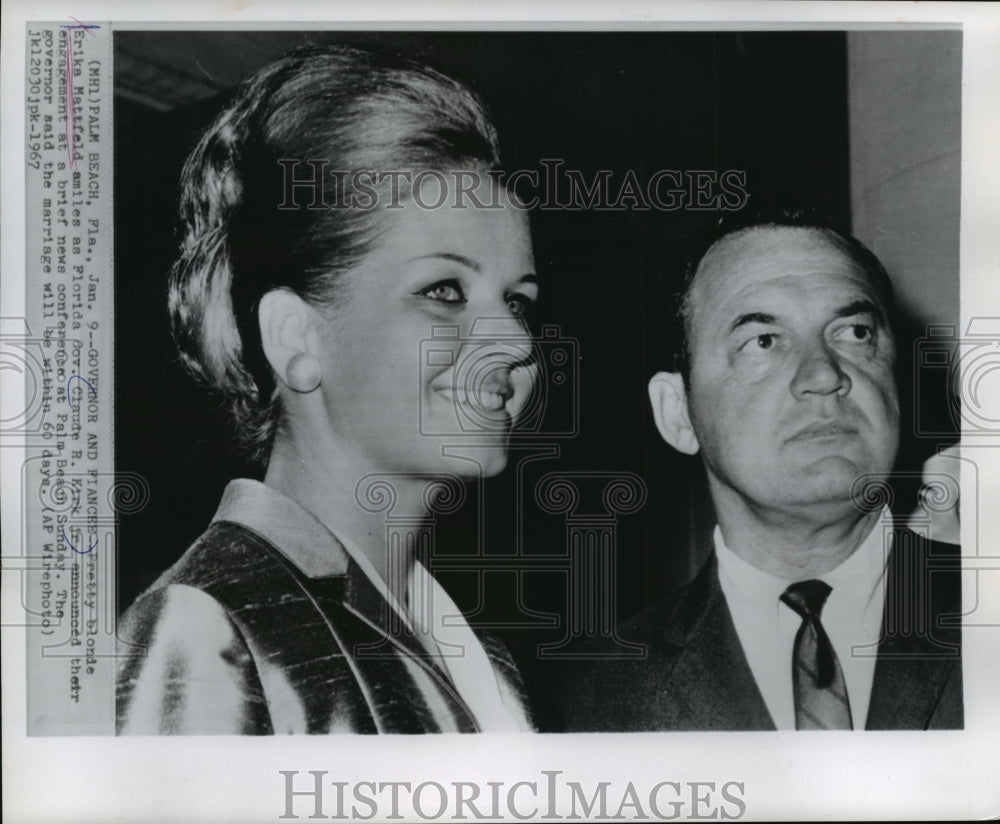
[
  {"x1": 258, "y1": 289, "x2": 321, "y2": 389},
  {"x1": 648, "y1": 371, "x2": 700, "y2": 455}
]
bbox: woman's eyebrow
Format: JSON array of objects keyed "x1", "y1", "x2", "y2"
[
  {"x1": 408, "y1": 254, "x2": 538, "y2": 286},
  {"x1": 408, "y1": 252, "x2": 481, "y2": 271}
]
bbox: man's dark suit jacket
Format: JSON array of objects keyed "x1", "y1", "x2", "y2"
[{"x1": 560, "y1": 528, "x2": 962, "y2": 731}]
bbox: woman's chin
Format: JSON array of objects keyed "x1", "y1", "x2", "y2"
[{"x1": 436, "y1": 441, "x2": 510, "y2": 479}]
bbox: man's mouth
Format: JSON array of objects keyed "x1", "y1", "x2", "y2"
[{"x1": 787, "y1": 421, "x2": 860, "y2": 442}]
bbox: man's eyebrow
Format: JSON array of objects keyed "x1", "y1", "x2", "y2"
[
  {"x1": 729, "y1": 312, "x2": 776, "y2": 334},
  {"x1": 727, "y1": 299, "x2": 886, "y2": 335},
  {"x1": 835, "y1": 298, "x2": 885, "y2": 322}
]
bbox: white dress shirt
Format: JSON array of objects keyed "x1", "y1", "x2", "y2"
[{"x1": 715, "y1": 512, "x2": 892, "y2": 730}]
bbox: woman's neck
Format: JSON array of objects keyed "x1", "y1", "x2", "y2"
[{"x1": 263, "y1": 431, "x2": 431, "y2": 605}]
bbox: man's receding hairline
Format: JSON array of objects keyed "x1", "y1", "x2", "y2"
[{"x1": 685, "y1": 224, "x2": 879, "y2": 313}]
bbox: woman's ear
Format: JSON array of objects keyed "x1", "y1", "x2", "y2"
[
  {"x1": 648, "y1": 371, "x2": 700, "y2": 455},
  {"x1": 258, "y1": 289, "x2": 323, "y2": 393}
]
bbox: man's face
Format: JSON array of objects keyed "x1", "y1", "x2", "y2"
[{"x1": 684, "y1": 226, "x2": 900, "y2": 520}]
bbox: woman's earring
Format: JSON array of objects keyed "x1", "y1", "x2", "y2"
[{"x1": 285, "y1": 352, "x2": 322, "y2": 393}]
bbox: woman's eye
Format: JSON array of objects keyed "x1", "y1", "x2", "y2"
[
  {"x1": 506, "y1": 293, "x2": 533, "y2": 317},
  {"x1": 418, "y1": 281, "x2": 465, "y2": 304}
]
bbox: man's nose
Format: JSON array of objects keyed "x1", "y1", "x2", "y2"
[{"x1": 790, "y1": 340, "x2": 851, "y2": 399}]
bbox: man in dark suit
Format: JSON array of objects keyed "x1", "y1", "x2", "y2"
[{"x1": 562, "y1": 209, "x2": 962, "y2": 731}]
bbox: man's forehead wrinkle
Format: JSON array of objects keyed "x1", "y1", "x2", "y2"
[
  {"x1": 690, "y1": 231, "x2": 878, "y2": 321},
  {"x1": 726, "y1": 270, "x2": 873, "y2": 302},
  {"x1": 694, "y1": 264, "x2": 874, "y2": 312},
  {"x1": 702, "y1": 244, "x2": 862, "y2": 284}
]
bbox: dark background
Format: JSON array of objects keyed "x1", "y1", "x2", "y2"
[{"x1": 113, "y1": 31, "x2": 952, "y2": 722}]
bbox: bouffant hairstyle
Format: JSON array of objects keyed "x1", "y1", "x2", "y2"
[
  {"x1": 168, "y1": 44, "x2": 501, "y2": 465},
  {"x1": 661, "y1": 205, "x2": 895, "y2": 385}
]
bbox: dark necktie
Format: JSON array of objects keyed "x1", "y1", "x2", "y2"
[{"x1": 780, "y1": 580, "x2": 853, "y2": 730}]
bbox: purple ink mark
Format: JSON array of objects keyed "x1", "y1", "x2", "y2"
[
  {"x1": 59, "y1": 20, "x2": 99, "y2": 168},
  {"x1": 64, "y1": 17, "x2": 100, "y2": 34},
  {"x1": 64, "y1": 28, "x2": 77, "y2": 168},
  {"x1": 66, "y1": 375, "x2": 97, "y2": 409},
  {"x1": 62, "y1": 524, "x2": 98, "y2": 555}
]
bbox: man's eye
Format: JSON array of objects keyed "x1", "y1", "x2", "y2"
[
  {"x1": 741, "y1": 333, "x2": 778, "y2": 352},
  {"x1": 506, "y1": 293, "x2": 533, "y2": 317},
  {"x1": 834, "y1": 323, "x2": 875, "y2": 343},
  {"x1": 418, "y1": 281, "x2": 465, "y2": 303}
]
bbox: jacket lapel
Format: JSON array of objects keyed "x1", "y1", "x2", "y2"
[
  {"x1": 662, "y1": 554, "x2": 776, "y2": 731},
  {"x1": 340, "y1": 558, "x2": 430, "y2": 662},
  {"x1": 866, "y1": 530, "x2": 962, "y2": 730},
  {"x1": 335, "y1": 560, "x2": 480, "y2": 732},
  {"x1": 650, "y1": 531, "x2": 961, "y2": 732}
]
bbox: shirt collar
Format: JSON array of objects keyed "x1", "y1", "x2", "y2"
[
  {"x1": 715, "y1": 508, "x2": 892, "y2": 593},
  {"x1": 715, "y1": 526, "x2": 789, "y2": 620},
  {"x1": 212, "y1": 479, "x2": 421, "y2": 633},
  {"x1": 211, "y1": 478, "x2": 349, "y2": 578},
  {"x1": 823, "y1": 510, "x2": 893, "y2": 612}
]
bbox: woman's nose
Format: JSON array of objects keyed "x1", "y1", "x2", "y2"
[
  {"x1": 465, "y1": 315, "x2": 534, "y2": 365},
  {"x1": 450, "y1": 316, "x2": 537, "y2": 409}
]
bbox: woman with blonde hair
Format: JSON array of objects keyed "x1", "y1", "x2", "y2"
[{"x1": 117, "y1": 44, "x2": 538, "y2": 734}]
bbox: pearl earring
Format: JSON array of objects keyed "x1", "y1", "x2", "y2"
[{"x1": 285, "y1": 352, "x2": 322, "y2": 393}]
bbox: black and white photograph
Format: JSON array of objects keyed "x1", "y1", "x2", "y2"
[
  {"x1": 3, "y1": 2, "x2": 999, "y2": 822},
  {"x1": 113, "y1": 27, "x2": 963, "y2": 735}
]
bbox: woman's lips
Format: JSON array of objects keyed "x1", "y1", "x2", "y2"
[{"x1": 434, "y1": 386, "x2": 511, "y2": 415}]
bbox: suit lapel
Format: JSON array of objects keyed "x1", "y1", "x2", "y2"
[
  {"x1": 662, "y1": 554, "x2": 776, "y2": 731},
  {"x1": 470, "y1": 627, "x2": 533, "y2": 726},
  {"x1": 340, "y1": 559, "x2": 467, "y2": 683},
  {"x1": 648, "y1": 531, "x2": 961, "y2": 732},
  {"x1": 326, "y1": 560, "x2": 479, "y2": 732},
  {"x1": 866, "y1": 530, "x2": 962, "y2": 730},
  {"x1": 340, "y1": 558, "x2": 429, "y2": 661}
]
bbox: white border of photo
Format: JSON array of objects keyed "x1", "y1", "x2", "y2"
[{"x1": 2, "y1": 2, "x2": 998, "y2": 821}]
